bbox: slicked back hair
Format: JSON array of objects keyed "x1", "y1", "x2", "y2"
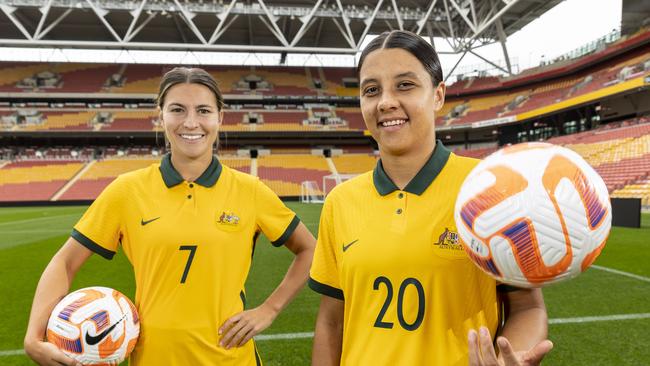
[
  {"x1": 157, "y1": 67, "x2": 224, "y2": 110},
  {"x1": 357, "y1": 30, "x2": 443, "y2": 86}
]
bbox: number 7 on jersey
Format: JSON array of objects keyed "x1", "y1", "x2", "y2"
[{"x1": 179, "y1": 245, "x2": 197, "y2": 284}]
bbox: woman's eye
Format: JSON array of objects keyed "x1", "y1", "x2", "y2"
[
  {"x1": 363, "y1": 86, "x2": 378, "y2": 95},
  {"x1": 398, "y1": 81, "x2": 414, "y2": 89}
]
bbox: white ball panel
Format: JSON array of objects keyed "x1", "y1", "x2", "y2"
[
  {"x1": 489, "y1": 235, "x2": 524, "y2": 283},
  {"x1": 47, "y1": 286, "x2": 139, "y2": 364},
  {"x1": 473, "y1": 193, "x2": 528, "y2": 238},
  {"x1": 453, "y1": 142, "x2": 612, "y2": 287}
]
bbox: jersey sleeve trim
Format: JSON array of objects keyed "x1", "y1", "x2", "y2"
[
  {"x1": 71, "y1": 228, "x2": 116, "y2": 260},
  {"x1": 271, "y1": 215, "x2": 300, "y2": 247},
  {"x1": 308, "y1": 277, "x2": 344, "y2": 300},
  {"x1": 239, "y1": 290, "x2": 247, "y2": 308}
]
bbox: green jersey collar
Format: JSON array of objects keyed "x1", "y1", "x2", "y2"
[
  {"x1": 159, "y1": 153, "x2": 222, "y2": 188},
  {"x1": 373, "y1": 140, "x2": 451, "y2": 196}
]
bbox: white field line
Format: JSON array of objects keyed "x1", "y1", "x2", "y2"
[
  {"x1": 591, "y1": 265, "x2": 650, "y2": 284},
  {"x1": 2, "y1": 262, "x2": 648, "y2": 357},
  {"x1": 3, "y1": 313, "x2": 650, "y2": 357},
  {"x1": 0, "y1": 350, "x2": 24, "y2": 356},
  {"x1": 1, "y1": 230, "x2": 70, "y2": 234},
  {"x1": 0, "y1": 213, "x2": 80, "y2": 227},
  {"x1": 548, "y1": 313, "x2": 650, "y2": 324},
  {"x1": 255, "y1": 331, "x2": 315, "y2": 341}
]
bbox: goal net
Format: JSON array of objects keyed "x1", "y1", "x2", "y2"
[{"x1": 300, "y1": 181, "x2": 324, "y2": 203}]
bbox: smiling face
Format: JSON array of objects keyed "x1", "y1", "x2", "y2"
[
  {"x1": 159, "y1": 83, "x2": 223, "y2": 161},
  {"x1": 359, "y1": 48, "x2": 445, "y2": 157}
]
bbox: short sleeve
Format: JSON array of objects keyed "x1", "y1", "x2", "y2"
[
  {"x1": 71, "y1": 176, "x2": 127, "y2": 259},
  {"x1": 308, "y1": 196, "x2": 343, "y2": 300},
  {"x1": 254, "y1": 179, "x2": 300, "y2": 247}
]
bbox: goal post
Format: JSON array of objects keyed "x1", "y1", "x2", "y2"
[{"x1": 300, "y1": 181, "x2": 324, "y2": 203}]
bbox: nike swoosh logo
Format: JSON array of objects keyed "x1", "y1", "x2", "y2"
[
  {"x1": 342, "y1": 239, "x2": 359, "y2": 252},
  {"x1": 141, "y1": 217, "x2": 160, "y2": 226},
  {"x1": 85, "y1": 315, "x2": 125, "y2": 346}
]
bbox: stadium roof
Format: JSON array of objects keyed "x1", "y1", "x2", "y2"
[{"x1": 0, "y1": 0, "x2": 562, "y2": 74}]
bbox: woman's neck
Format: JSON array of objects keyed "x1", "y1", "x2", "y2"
[
  {"x1": 170, "y1": 152, "x2": 213, "y2": 182},
  {"x1": 380, "y1": 140, "x2": 436, "y2": 190}
]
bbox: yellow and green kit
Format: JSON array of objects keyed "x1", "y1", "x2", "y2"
[
  {"x1": 73, "y1": 154, "x2": 299, "y2": 366},
  {"x1": 310, "y1": 142, "x2": 501, "y2": 366}
]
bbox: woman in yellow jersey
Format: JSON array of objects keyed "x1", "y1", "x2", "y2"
[
  {"x1": 309, "y1": 30, "x2": 553, "y2": 365},
  {"x1": 24, "y1": 67, "x2": 316, "y2": 366}
]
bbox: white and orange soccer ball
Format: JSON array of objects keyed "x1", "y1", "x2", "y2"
[
  {"x1": 46, "y1": 286, "x2": 140, "y2": 365},
  {"x1": 454, "y1": 142, "x2": 612, "y2": 288}
]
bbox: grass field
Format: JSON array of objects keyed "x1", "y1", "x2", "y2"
[{"x1": 0, "y1": 204, "x2": 649, "y2": 365}]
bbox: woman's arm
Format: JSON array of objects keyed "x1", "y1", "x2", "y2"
[
  {"x1": 312, "y1": 295, "x2": 344, "y2": 366},
  {"x1": 24, "y1": 237, "x2": 93, "y2": 366},
  {"x1": 219, "y1": 222, "x2": 316, "y2": 348}
]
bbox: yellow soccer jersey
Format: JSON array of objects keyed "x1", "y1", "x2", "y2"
[
  {"x1": 72, "y1": 154, "x2": 299, "y2": 366},
  {"x1": 310, "y1": 142, "x2": 501, "y2": 366}
]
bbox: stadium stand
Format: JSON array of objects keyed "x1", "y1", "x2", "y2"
[
  {"x1": 335, "y1": 108, "x2": 366, "y2": 130},
  {"x1": 257, "y1": 155, "x2": 331, "y2": 196},
  {"x1": 18, "y1": 111, "x2": 94, "y2": 131},
  {"x1": 101, "y1": 111, "x2": 158, "y2": 131},
  {"x1": 320, "y1": 67, "x2": 359, "y2": 96},
  {"x1": 116, "y1": 64, "x2": 166, "y2": 94},
  {"x1": 255, "y1": 67, "x2": 315, "y2": 95},
  {"x1": 454, "y1": 146, "x2": 499, "y2": 159},
  {"x1": 52, "y1": 63, "x2": 120, "y2": 93},
  {"x1": 1, "y1": 28, "x2": 649, "y2": 204},
  {"x1": 612, "y1": 178, "x2": 650, "y2": 206},
  {"x1": 542, "y1": 119, "x2": 650, "y2": 195},
  {"x1": 0, "y1": 160, "x2": 84, "y2": 201},
  {"x1": 57, "y1": 156, "x2": 251, "y2": 200}
]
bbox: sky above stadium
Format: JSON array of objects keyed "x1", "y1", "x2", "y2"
[
  {"x1": 0, "y1": 0, "x2": 623, "y2": 80},
  {"x1": 435, "y1": 0, "x2": 623, "y2": 79}
]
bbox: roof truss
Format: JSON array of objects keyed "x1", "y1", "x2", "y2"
[{"x1": 0, "y1": 0, "x2": 553, "y2": 73}]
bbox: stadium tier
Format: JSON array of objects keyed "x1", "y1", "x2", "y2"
[
  {"x1": 257, "y1": 155, "x2": 332, "y2": 196},
  {"x1": 0, "y1": 108, "x2": 363, "y2": 132},
  {"x1": 453, "y1": 146, "x2": 500, "y2": 159},
  {"x1": 612, "y1": 178, "x2": 650, "y2": 206},
  {"x1": 253, "y1": 67, "x2": 315, "y2": 95},
  {"x1": 1, "y1": 29, "x2": 649, "y2": 205},
  {"x1": 545, "y1": 121, "x2": 650, "y2": 195},
  {"x1": 58, "y1": 158, "x2": 159, "y2": 200},
  {"x1": 0, "y1": 34, "x2": 647, "y2": 132},
  {"x1": 102, "y1": 111, "x2": 158, "y2": 131},
  {"x1": 0, "y1": 160, "x2": 84, "y2": 201}
]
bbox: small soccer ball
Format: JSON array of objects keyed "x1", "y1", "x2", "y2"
[
  {"x1": 454, "y1": 142, "x2": 611, "y2": 288},
  {"x1": 46, "y1": 286, "x2": 140, "y2": 365}
]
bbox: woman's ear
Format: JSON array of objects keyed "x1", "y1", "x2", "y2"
[
  {"x1": 433, "y1": 82, "x2": 446, "y2": 112},
  {"x1": 157, "y1": 106, "x2": 164, "y2": 128}
]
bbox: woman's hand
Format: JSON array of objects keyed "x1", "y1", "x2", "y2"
[
  {"x1": 24, "y1": 338, "x2": 82, "y2": 366},
  {"x1": 468, "y1": 327, "x2": 553, "y2": 366},
  {"x1": 218, "y1": 303, "x2": 279, "y2": 349}
]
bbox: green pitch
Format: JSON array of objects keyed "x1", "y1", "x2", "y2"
[{"x1": 0, "y1": 205, "x2": 649, "y2": 365}]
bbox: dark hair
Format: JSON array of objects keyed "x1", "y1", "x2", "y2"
[
  {"x1": 357, "y1": 30, "x2": 443, "y2": 86},
  {"x1": 156, "y1": 67, "x2": 224, "y2": 110}
]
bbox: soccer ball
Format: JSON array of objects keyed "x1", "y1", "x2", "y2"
[
  {"x1": 454, "y1": 142, "x2": 611, "y2": 288},
  {"x1": 46, "y1": 286, "x2": 140, "y2": 365}
]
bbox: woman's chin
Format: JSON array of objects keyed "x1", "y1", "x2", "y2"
[{"x1": 172, "y1": 146, "x2": 211, "y2": 160}]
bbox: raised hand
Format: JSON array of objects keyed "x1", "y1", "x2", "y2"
[{"x1": 468, "y1": 327, "x2": 553, "y2": 366}]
